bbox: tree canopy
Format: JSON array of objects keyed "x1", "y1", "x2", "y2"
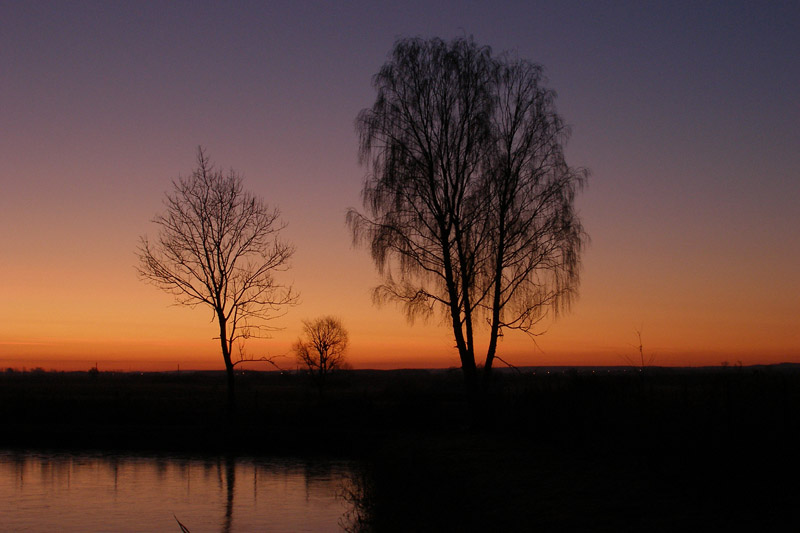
[
  {"x1": 293, "y1": 316, "x2": 349, "y2": 389},
  {"x1": 138, "y1": 148, "x2": 296, "y2": 411},
  {"x1": 348, "y1": 37, "x2": 587, "y2": 402}
]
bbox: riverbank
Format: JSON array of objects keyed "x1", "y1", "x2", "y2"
[
  {"x1": 2, "y1": 366, "x2": 799, "y2": 530},
  {"x1": 0, "y1": 368, "x2": 466, "y2": 455}
]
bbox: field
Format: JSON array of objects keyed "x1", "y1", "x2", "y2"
[{"x1": 2, "y1": 365, "x2": 799, "y2": 531}]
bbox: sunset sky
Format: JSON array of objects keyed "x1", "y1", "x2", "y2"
[{"x1": 2, "y1": 1, "x2": 798, "y2": 371}]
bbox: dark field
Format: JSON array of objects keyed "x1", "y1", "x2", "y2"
[{"x1": 2, "y1": 365, "x2": 800, "y2": 531}]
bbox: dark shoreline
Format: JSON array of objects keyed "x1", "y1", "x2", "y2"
[{"x1": 3, "y1": 365, "x2": 800, "y2": 530}]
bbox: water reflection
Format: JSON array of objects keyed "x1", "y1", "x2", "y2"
[
  {"x1": 0, "y1": 450, "x2": 354, "y2": 532},
  {"x1": 223, "y1": 456, "x2": 235, "y2": 533}
]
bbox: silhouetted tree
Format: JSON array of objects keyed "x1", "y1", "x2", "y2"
[
  {"x1": 348, "y1": 37, "x2": 586, "y2": 408},
  {"x1": 293, "y1": 316, "x2": 349, "y2": 390},
  {"x1": 624, "y1": 327, "x2": 654, "y2": 374},
  {"x1": 137, "y1": 148, "x2": 296, "y2": 414}
]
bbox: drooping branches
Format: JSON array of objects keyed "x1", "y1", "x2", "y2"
[
  {"x1": 482, "y1": 57, "x2": 587, "y2": 375},
  {"x1": 348, "y1": 37, "x2": 588, "y2": 398}
]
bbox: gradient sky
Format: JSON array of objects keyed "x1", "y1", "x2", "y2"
[{"x1": 2, "y1": 1, "x2": 798, "y2": 371}]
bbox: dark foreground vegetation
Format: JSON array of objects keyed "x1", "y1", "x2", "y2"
[{"x1": 2, "y1": 365, "x2": 800, "y2": 531}]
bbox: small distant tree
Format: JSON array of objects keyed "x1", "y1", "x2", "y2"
[
  {"x1": 293, "y1": 316, "x2": 349, "y2": 390},
  {"x1": 137, "y1": 148, "x2": 297, "y2": 414},
  {"x1": 624, "y1": 327, "x2": 654, "y2": 373}
]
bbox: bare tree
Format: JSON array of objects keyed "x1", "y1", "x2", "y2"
[
  {"x1": 293, "y1": 316, "x2": 349, "y2": 390},
  {"x1": 624, "y1": 327, "x2": 654, "y2": 373},
  {"x1": 137, "y1": 148, "x2": 297, "y2": 413},
  {"x1": 347, "y1": 37, "x2": 586, "y2": 408}
]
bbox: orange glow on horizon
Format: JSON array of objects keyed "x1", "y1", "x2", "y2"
[{"x1": 2, "y1": 4, "x2": 798, "y2": 374}]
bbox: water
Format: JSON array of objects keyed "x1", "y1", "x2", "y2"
[{"x1": 0, "y1": 450, "x2": 356, "y2": 532}]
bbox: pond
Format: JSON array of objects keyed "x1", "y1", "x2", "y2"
[{"x1": 0, "y1": 450, "x2": 358, "y2": 532}]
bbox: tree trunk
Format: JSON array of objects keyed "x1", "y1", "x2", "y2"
[
  {"x1": 458, "y1": 347, "x2": 482, "y2": 426},
  {"x1": 218, "y1": 314, "x2": 236, "y2": 418},
  {"x1": 439, "y1": 219, "x2": 482, "y2": 422},
  {"x1": 482, "y1": 312, "x2": 500, "y2": 392},
  {"x1": 224, "y1": 360, "x2": 236, "y2": 417},
  {"x1": 483, "y1": 199, "x2": 507, "y2": 392}
]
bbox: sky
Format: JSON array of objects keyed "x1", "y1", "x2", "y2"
[{"x1": 1, "y1": 1, "x2": 798, "y2": 371}]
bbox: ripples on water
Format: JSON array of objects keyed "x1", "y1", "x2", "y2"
[{"x1": 0, "y1": 450, "x2": 356, "y2": 532}]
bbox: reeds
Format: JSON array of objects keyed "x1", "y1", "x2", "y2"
[{"x1": 174, "y1": 515, "x2": 191, "y2": 532}]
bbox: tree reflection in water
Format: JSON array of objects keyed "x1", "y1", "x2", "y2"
[
  {"x1": 0, "y1": 451, "x2": 354, "y2": 532},
  {"x1": 222, "y1": 455, "x2": 235, "y2": 533}
]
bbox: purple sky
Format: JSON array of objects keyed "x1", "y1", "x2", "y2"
[{"x1": 1, "y1": 1, "x2": 798, "y2": 369}]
